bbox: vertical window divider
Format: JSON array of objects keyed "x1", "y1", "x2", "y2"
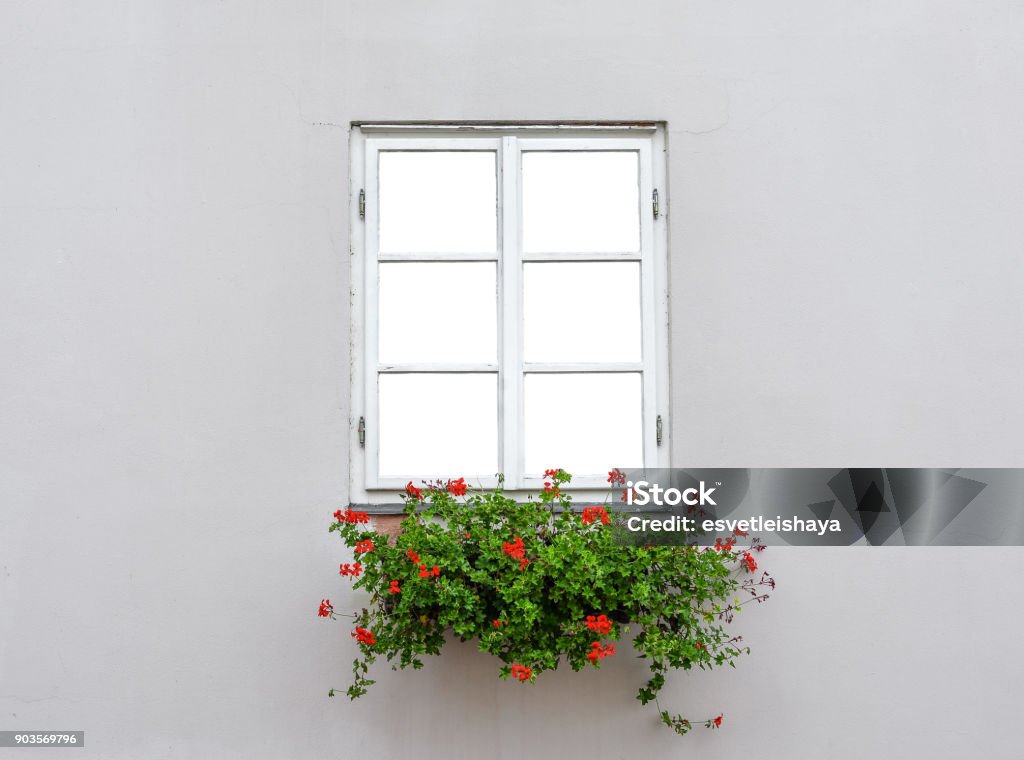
[{"x1": 500, "y1": 136, "x2": 523, "y2": 490}]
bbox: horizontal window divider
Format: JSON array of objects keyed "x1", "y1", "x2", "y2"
[
  {"x1": 520, "y1": 251, "x2": 642, "y2": 261},
  {"x1": 522, "y1": 363, "x2": 643, "y2": 373},
  {"x1": 378, "y1": 252, "x2": 499, "y2": 261},
  {"x1": 378, "y1": 363, "x2": 499, "y2": 373}
]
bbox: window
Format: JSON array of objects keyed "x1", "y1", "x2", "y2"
[{"x1": 350, "y1": 124, "x2": 669, "y2": 504}]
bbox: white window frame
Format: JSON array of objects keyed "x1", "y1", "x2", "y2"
[{"x1": 349, "y1": 123, "x2": 670, "y2": 506}]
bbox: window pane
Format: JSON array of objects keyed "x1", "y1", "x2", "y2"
[
  {"x1": 523, "y1": 262, "x2": 641, "y2": 363},
  {"x1": 379, "y1": 262, "x2": 497, "y2": 363},
  {"x1": 523, "y1": 373, "x2": 642, "y2": 476},
  {"x1": 379, "y1": 374, "x2": 498, "y2": 479},
  {"x1": 379, "y1": 151, "x2": 497, "y2": 254},
  {"x1": 522, "y1": 151, "x2": 640, "y2": 253}
]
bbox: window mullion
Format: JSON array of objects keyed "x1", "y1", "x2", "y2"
[{"x1": 500, "y1": 136, "x2": 522, "y2": 489}]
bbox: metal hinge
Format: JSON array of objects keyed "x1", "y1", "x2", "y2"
[
  {"x1": 656, "y1": 414, "x2": 663, "y2": 446},
  {"x1": 358, "y1": 189, "x2": 366, "y2": 220},
  {"x1": 358, "y1": 416, "x2": 365, "y2": 447},
  {"x1": 652, "y1": 189, "x2": 660, "y2": 219}
]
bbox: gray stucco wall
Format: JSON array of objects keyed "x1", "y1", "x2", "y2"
[{"x1": 2, "y1": 2, "x2": 1022, "y2": 758}]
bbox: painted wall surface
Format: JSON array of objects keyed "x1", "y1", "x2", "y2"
[{"x1": 2, "y1": 2, "x2": 1023, "y2": 758}]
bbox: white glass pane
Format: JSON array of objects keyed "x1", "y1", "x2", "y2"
[
  {"x1": 523, "y1": 262, "x2": 641, "y2": 363},
  {"x1": 522, "y1": 151, "x2": 640, "y2": 253},
  {"x1": 523, "y1": 373, "x2": 642, "y2": 476},
  {"x1": 379, "y1": 263, "x2": 496, "y2": 363},
  {"x1": 379, "y1": 374, "x2": 498, "y2": 479},
  {"x1": 379, "y1": 151, "x2": 497, "y2": 253}
]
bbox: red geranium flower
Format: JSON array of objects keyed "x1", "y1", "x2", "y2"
[
  {"x1": 352, "y1": 627, "x2": 376, "y2": 646},
  {"x1": 587, "y1": 641, "x2": 616, "y2": 663},
  {"x1": 607, "y1": 468, "x2": 626, "y2": 485},
  {"x1": 585, "y1": 614, "x2": 613, "y2": 635},
  {"x1": 446, "y1": 478, "x2": 467, "y2": 496},
  {"x1": 405, "y1": 481, "x2": 424, "y2": 501},
  {"x1": 581, "y1": 506, "x2": 610, "y2": 525},
  {"x1": 714, "y1": 536, "x2": 737, "y2": 552},
  {"x1": 317, "y1": 599, "x2": 333, "y2": 617},
  {"x1": 334, "y1": 508, "x2": 370, "y2": 525},
  {"x1": 501, "y1": 537, "x2": 528, "y2": 569},
  {"x1": 510, "y1": 664, "x2": 532, "y2": 681},
  {"x1": 355, "y1": 539, "x2": 374, "y2": 554},
  {"x1": 339, "y1": 562, "x2": 363, "y2": 577},
  {"x1": 388, "y1": 580, "x2": 401, "y2": 594}
]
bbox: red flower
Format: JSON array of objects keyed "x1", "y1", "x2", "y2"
[
  {"x1": 388, "y1": 580, "x2": 401, "y2": 595},
  {"x1": 713, "y1": 714, "x2": 723, "y2": 728},
  {"x1": 406, "y1": 549, "x2": 421, "y2": 564},
  {"x1": 742, "y1": 552, "x2": 757, "y2": 573},
  {"x1": 355, "y1": 539, "x2": 374, "y2": 554},
  {"x1": 510, "y1": 664, "x2": 532, "y2": 681},
  {"x1": 714, "y1": 536, "x2": 737, "y2": 552},
  {"x1": 581, "y1": 506, "x2": 610, "y2": 526},
  {"x1": 585, "y1": 614, "x2": 614, "y2": 635},
  {"x1": 732, "y1": 527, "x2": 749, "y2": 537},
  {"x1": 542, "y1": 481, "x2": 560, "y2": 498},
  {"x1": 446, "y1": 478, "x2": 467, "y2": 496},
  {"x1": 334, "y1": 509, "x2": 370, "y2": 525},
  {"x1": 405, "y1": 481, "x2": 424, "y2": 501},
  {"x1": 492, "y1": 619, "x2": 504, "y2": 628},
  {"x1": 352, "y1": 627, "x2": 376, "y2": 646},
  {"x1": 607, "y1": 468, "x2": 626, "y2": 485},
  {"x1": 418, "y1": 564, "x2": 441, "y2": 578},
  {"x1": 501, "y1": 537, "x2": 528, "y2": 569},
  {"x1": 464, "y1": 532, "x2": 471, "y2": 539},
  {"x1": 339, "y1": 562, "x2": 363, "y2": 577},
  {"x1": 318, "y1": 599, "x2": 333, "y2": 617},
  {"x1": 587, "y1": 641, "x2": 616, "y2": 663}
]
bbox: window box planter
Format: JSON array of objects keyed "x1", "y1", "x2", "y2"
[{"x1": 320, "y1": 470, "x2": 774, "y2": 737}]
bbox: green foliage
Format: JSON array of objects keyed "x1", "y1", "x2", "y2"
[{"x1": 325, "y1": 470, "x2": 773, "y2": 737}]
